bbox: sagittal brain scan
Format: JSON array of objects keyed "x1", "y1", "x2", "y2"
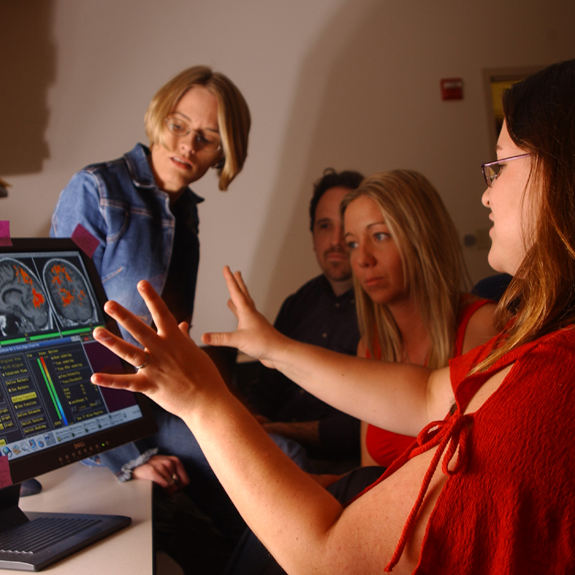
[
  {"x1": 0, "y1": 258, "x2": 51, "y2": 337},
  {"x1": 43, "y1": 259, "x2": 97, "y2": 326}
]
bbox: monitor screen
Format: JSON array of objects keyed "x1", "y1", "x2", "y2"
[{"x1": 0, "y1": 238, "x2": 157, "y2": 486}]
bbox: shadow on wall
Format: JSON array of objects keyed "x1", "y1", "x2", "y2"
[
  {"x1": 251, "y1": 0, "x2": 380, "y2": 317},
  {"x1": 0, "y1": 1, "x2": 56, "y2": 176},
  {"x1": 252, "y1": 0, "x2": 571, "y2": 318}
]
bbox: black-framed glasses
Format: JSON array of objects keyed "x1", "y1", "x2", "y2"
[
  {"x1": 164, "y1": 115, "x2": 222, "y2": 153},
  {"x1": 481, "y1": 153, "x2": 531, "y2": 188}
]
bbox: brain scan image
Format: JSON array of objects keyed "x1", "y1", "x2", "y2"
[
  {"x1": 0, "y1": 258, "x2": 51, "y2": 337},
  {"x1": 43, "y1": 259, "x2": 97, "y2": 327}
]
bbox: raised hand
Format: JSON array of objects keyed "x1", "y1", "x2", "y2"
[
  {"x1": 201, "y1": 266, "x2": 290, "y2": 368},
  {"x1": 91, "y1": 280, "x2": 226, "y2": 420}
]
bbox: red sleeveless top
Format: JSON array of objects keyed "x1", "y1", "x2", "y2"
[
  {"x1": 364, "y1": 296, "x2": 489, "y2": 468},
  {"x1": 355, "y1": 326, "x2": 575, "y2": 572}
]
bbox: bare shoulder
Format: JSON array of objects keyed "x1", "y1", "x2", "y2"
[{"x1": 462, "y1": 302, "x2": 498, "y2": 354}]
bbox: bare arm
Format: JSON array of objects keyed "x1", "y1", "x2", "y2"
[
  {"x1": 202, "y1": 268, "x2": 450, "y2": 436},
  {"x1": 90, "y1": 280, "x2": 450, "y2": 574},
  {"x1": 357, "y1": 338, "x2": 382, "y2": 467}
]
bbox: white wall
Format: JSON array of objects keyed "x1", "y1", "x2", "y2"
[{"x1": 1, "y1": 0, "x2": 574, "y2": 339}]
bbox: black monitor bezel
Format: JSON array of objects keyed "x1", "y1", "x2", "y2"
[{"x1": 0, "y1": 238, "x2": 157, "y2": 485}]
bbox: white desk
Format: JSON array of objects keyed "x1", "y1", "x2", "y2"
[{"x1": 9, "y1": 463, "x2": 153, "y2": 574}]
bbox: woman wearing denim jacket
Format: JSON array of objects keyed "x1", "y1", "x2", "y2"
[{"x1": 50, "y1": 67, "x2": 251, "y2": 544}]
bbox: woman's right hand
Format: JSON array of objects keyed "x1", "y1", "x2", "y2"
[
  {"x1": 91, "y1": 281, "x2": 229, "y2": 421},
  {"x1": 201, "y1": 267, "x2": 291, "y2": 368},
  {"x1": 132, "y1": 454, "x2": 190, "y2": 496}
]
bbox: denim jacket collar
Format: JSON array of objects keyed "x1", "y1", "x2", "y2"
[{"x1": 124, "y1": 143, "x2": 205, "y2": 207}]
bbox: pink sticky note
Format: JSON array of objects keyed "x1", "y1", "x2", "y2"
[
  {"x1": 0, "y1": 221, "x2": 12, "y2": 246},
  {"x1": 0, "y1": 455, "x2": 12, "y2": 488},
  {"x1": 71, "y1": 224, "x2": 100, "y2": 258}
]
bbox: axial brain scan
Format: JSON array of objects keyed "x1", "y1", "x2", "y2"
[
  {"x1": 43, "y1": 259, "x2": 96, "y2": 326},
  {"x1": 0, "y1": 258, "x2": 51, "y2": 337}
]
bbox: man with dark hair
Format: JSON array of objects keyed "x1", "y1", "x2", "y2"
[{"x1": 245, "y1": 168, "x2": 363, "y2": 465}]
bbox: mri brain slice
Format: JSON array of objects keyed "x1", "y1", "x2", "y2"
[
  {"x1": 0, "y1": 258, "x2": 50, "y2": 336},
  {"x1": 44, "y1": 259, "x2": 95, "y2": 325}
]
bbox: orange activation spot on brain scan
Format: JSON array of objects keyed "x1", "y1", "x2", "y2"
[
  {"x1": 14, "y1": 265, "x2": 34, "y2": 286},
  {"x1": 32, "y1": 288, "x2": 45, "y2": 308},
  {"x1": 51, "y1": 264, "x2": 72, "y2": 283},
  {"x1": 51, "y1": 264, "x2": 79, "y2": 307},
  {"x1": 58, "y1": 288, "x2": 74, "y2": 307}
]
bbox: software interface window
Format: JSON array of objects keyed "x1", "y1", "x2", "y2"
[{"x1": 0, "y1": 251, "x2": 141, "y2": 467}]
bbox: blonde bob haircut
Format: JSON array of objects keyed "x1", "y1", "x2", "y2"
[
  {"x1": 144, "y1": 66, "x2": 251, "y2": 191},
  {"x1": 340, "y1": 170, "x2": 469, "y2": 369}
]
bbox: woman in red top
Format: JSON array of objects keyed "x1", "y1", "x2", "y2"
[
  {"x1": 340, "y1": 171, "x2": 496, "y2": 470},
  {"x1": 91, "y1": 59, "x2": 575, "y2": 573}
]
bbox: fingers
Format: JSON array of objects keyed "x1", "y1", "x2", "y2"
[
  {"x1": 91, "y1": 327, "x2": 156, "y2": 394},
  {"x1": 201, "y1": 329, "x2": 235, "y2": 347},
  {"x1": 222, "y1": 267, "x2": 259, "y2": 321},
  {"x1": 233, "y1": 270, "x2": 249, "y2": 296},
  {"x1": 234, "y1": 273, "x2": 256, "y2": 308},
  {"x1": 132, "y1": 455, "x2": 189, "y2": 495},
  {"x1": 227, "y1": 297, "x2": 238, "y2": 318},
  {"x1": 103, "y1": 282, "x2": 182, "y2": 350},
  {"x1": 135, "y1": 281, "x2": 180, "y2": 336},
  {"x1": 92, "y1": 326, "x2": 148, "y2": 372},
  {"x1": 102, "y1": 299, "x2": 157, "y2": 351},
  {"x1": 172, "y1": 457, "x2": 190, "y2": 487},
  {"x1": 223, "y1": 267, "x2": 251, "y2": 309},
  {"x1": 230, "y1": 269, "x2": 255, "y2": 306}
]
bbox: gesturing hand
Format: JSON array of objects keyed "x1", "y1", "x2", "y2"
[
  {"x1": 91, "y1": 280, "x2": 226, "y2": 420},
  {"x1": 202, "y1": 267, "x2": 289, "y2": 368}
]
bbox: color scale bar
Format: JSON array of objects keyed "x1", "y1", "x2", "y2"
[{"x1": 38, "y1": 357, "x2": 68, "y2": 426}]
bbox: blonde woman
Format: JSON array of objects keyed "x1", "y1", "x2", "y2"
[
  {"x1": 342, "y1": 170, "x2": 496, "y2": 471},
  {"x1": 50, "y1": 67, "x2": 250, "y2": 548},
  {"x1": 52, "y1": 66, "x2": 250, "y2": 345}
]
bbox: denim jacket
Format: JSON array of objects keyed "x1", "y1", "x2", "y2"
[
  {"x1": 50, "y1": 143, "x2": 203, "y2": 345},
  {"x1": 50, "y1": 143, "x2": 203, "y2": 479}
]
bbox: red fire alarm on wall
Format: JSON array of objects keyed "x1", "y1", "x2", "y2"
[{"x1": 440, "y1": 78, "x2": 464, "y2": 100}]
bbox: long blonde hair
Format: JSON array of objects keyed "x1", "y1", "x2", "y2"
[{"x1": 341, "y1": 170, "x2": 469, "y2": 369}]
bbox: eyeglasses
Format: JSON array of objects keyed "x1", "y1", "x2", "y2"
[
  {"x1": 481, "y1": 153, "x2": 531, "y2": 188},
  {"x1": 164, "y1": 115, "x2": 222, "y2": 153}
]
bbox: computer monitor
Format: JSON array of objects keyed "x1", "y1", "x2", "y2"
[{"x1": 0, "y1": 238, "x2": 158, "y2": 571}]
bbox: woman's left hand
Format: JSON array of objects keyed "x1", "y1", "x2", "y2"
[{"x1": 91, "y1": 280, "x2": 226, "y2": 420}]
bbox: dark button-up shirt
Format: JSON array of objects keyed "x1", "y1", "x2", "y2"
[{"x1": 246, "y1": 274, "x2": 360, "y2": 460}]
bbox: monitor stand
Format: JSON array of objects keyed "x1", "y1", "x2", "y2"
[
  {"x1": 20, "y1": 480, "x2": 42, "y2": 498},
  {"x1": 0, "y1": 484, "x2": 130, "y2": 571}
]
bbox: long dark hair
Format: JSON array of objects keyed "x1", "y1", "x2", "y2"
[{"x1": 477, "y1": 59, "x2": 575, "y2": 371}]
